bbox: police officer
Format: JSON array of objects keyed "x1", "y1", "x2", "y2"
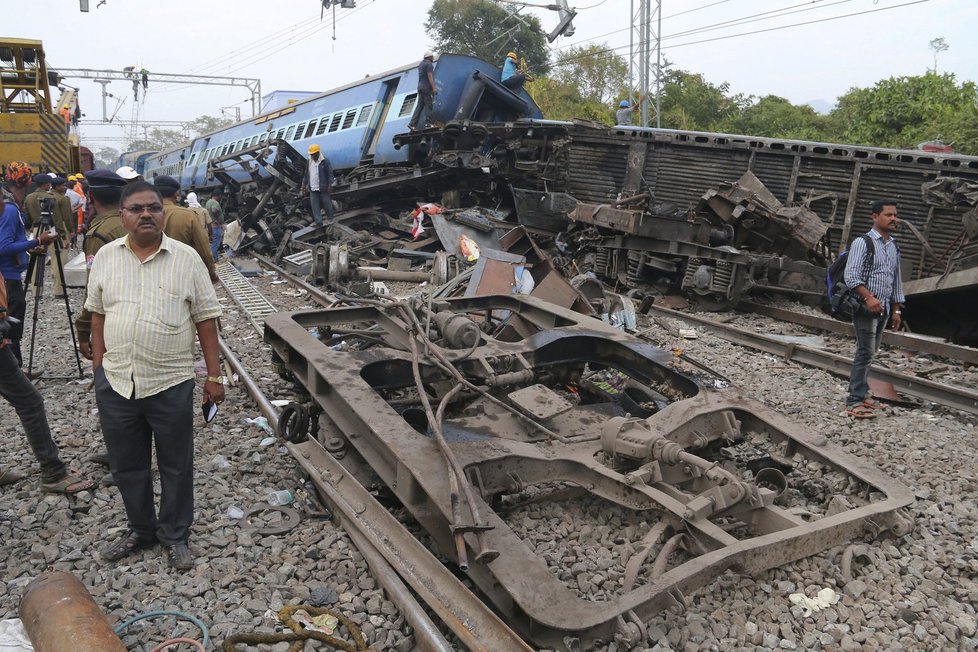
[
  {"x1": 153, "y1": 175, "x2": 217, "y2": 282},
  {"x1": 24, "y1": 174, "x2": 53, "y2": 228},
  {"x1": 47, "y1": 176, "x2": 75, "y2": 298},
  {"x1": 76, "y1": 169, "x2": 128, "y2": 362}
]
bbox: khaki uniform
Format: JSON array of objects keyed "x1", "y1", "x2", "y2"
[
  {"x1": 189, "y1": 206, "x2": 210, "y2": 231},
  {"x1": 163, "y1": 203, "x2": 217, "y2": 280},
  {"x1": 24, "y1": 190, "x2": 72, "y2": 235},
  {"x1": 75, "y1": 209, "x2": 127, "y2": 343}
]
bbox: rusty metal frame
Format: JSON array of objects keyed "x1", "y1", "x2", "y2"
[{"x1": 264, "y1": 295, "x2": 913, "y2": 649}]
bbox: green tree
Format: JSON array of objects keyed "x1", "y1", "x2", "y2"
[
  {"x1": 551, "y1": 44, "x2": 628, "y2": 107},
  {"x1": 525, "y1": 77, "x2": 607, "y2": 122},
  {"x1": 725, "y1": 95, "x2": 827, "y2": 140},
  {"x1": 657, "y1": 69, "x2": 749, "y2": 131},
  {"x1": 127, "y1": 128, "x2": 187, "y2": 152},
  {"x1": 425, "y1": 0, "x2": 551, "y2": 75},
  {"x1": 828, "y1": 73, "x2": 978, "y2": 154},
  {"x1": 93, "y1": 146, "x2": 120, "y2": 168},
  {"x1": 189, "y1": 114, "x2": 235, "y2": 135}
]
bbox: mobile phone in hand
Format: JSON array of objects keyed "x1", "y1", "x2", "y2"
[{"x1": 202, "y1": 400, "x2": 218, "y2": 423}]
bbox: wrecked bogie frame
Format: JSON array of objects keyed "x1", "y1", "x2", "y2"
[{"x1": 264, "y1": 294, "x2": 912, "y2": 650}]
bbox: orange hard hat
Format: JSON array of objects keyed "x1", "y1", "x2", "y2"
[
  {"x1": 308, "y1": 144, "x2": 320, "y2": 155},
  {"x1": 4, "y1": 161, "x2": 32, "y2": 188},
  {"x1": 507, "y1": 52, "x2": 518, "y2": 60}
]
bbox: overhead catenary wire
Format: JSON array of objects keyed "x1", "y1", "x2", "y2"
[{"x1": 550, "y1": 0, "x2": 931, "y2": 67}]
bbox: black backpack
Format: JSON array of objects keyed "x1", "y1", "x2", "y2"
[{"x1": 826, "y1": 234, "x2": 874, "y2": 321}]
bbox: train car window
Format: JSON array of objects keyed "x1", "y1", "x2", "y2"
[
  {"x1": 398, "y1": 94, "x2": 418, "y2": 118},
  {"x1": 304, "y1": 121, "x2": 318, "y2": 138},
  {"x1": 259, "y1": 133, "x2": 268, "y2": 144},
  {"x1": 328, "y1": 114, "x2": 343, "y2": 133},
  {"x1": 316, "y1": 115, "x2": 331, "y2": 136},
  {"x1": 356, "y1": 105, "x2": 372, "y2": 127},
  {"x1": 341, "y1": 109, "x2": 356, "y2": 130},
  {"x1": 285, "y1": 125, "x2": 296, "y2": 141},
  {"x1": 276, "y1": 128, "x2": 286, "y2": 140},
  {"x1": 292, "y1": 123, "x2": 306, "y2": 141}
]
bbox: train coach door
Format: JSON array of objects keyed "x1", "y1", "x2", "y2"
[{"x1": 362, "y1": 79, "x2": 399, "y2": 161}]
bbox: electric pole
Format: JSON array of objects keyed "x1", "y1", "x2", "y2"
[{"x1": 630, "y1": 0, "x2": 662, "y2": 127}]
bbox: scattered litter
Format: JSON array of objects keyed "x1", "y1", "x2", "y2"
[
  {"x1": 282, "y1": 289, "x2": 308, "y2": 298},
  {"x1": 679, "y1": 328, "x2": 698, "y2": 339},
  {"x1": 227, "y1": 505, "x2": 245, "y2": 519},
  {"x1": 788, "y1": 588, "x2": 840, "y2": 617},
  {"x1": 259, "y1": 436, "x2": 277, "y2": 448},
  {"x1": 460, "y1": 234, "x2": 481, "y2": 262},
  {"x1": 245, "y1": 416, "x2": 274, "y2": 435},
  {"x1": 271, "y1": 279, "x2": 288, "y2": 285},
  {"x1": 267, "y1": 489, "x2": 296, "y2": 506},
  {"x1": 0, "y1": 618, "x2": 32, "y2": 651},
  {"x1": 271, "y1": 399, "x2": 291, "y2": 407},
  {"x1": 289, "y1": 608, "x2": 338, "y2": 635}
]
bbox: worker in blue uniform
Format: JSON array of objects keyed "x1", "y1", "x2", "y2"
[{"x1": 501, "y1": 51, "x2": 527, "y2": 91}]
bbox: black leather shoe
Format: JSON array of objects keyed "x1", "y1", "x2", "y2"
[
  {"x1": 101, "y1": 530, "x2": 158, "y2": 562},
  {"x1": 166, "y1": 542, "x2": 193, "y2": 571},
  {"x1": 88, "y1": 451, "x2": 111, "y2": 467}
]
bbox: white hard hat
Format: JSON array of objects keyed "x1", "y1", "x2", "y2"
[
  {"x1": 423, "y1": 51, "x2": 434, "y2": 59},
  {"x1": 115, "y1": 166, "x2": 140, "y2": 180}
]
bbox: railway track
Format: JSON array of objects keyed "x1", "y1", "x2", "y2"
[
  {"x1": 647, "y1": 302, "x2": 978, "y2": 415},
  {"x1": 215, "y1": 256, "x2": 533, "y2": 651}
]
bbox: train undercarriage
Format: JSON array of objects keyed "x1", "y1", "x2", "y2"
[{"x1": 264, "y1": 294, "x2": 914, "y2": 649}]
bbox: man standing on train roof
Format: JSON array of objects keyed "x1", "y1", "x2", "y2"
[
  {"x1": 153, "y1": 175, "x2": 218, "y2": 282},
  {"x1": 501, "y1": 51, "x2": 527, "y2": 91},
  {"x1": 300, "y1": 144, "x2": 334, "y2": 227},
  {"x1": 408, "y1": 51, "x2": 436, "y2": 132},
  {"x1": 616, "y1": 95, "x2": 646, "y2": 126}
]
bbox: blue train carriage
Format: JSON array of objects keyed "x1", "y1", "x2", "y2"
[
  {"x1": 142, "y1": 53, "x2": 541, "y2": 193},
  {"x1": 117, "y1": 149, "x2": 160, "y2": 175}
]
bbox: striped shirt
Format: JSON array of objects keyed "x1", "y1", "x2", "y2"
[
  {"x1": 85, "y1": 233, "x2": 222, "y2": 399},
  {"x1": 843, "y1": 228, "x2": 905, "y2": 310}
]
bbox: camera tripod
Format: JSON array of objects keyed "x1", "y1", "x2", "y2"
[{"x1": 23, "y1": 208, "x2": 84, "y2": 379}]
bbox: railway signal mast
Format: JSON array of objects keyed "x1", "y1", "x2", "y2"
[{"x1": 491, "y1": 0, "x2": 578, "y2": 42}]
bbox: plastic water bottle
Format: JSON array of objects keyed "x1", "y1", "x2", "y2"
[{"x1": 267, "y1": 489, "x2": 295, "y2": 506}]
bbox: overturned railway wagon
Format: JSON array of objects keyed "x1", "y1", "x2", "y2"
[{"x1": 503, "y1": 123, "x2": 978, "y2": 335}]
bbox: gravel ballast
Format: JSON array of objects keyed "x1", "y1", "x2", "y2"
[{"x1": 2, "y1": 264, "x2": 976, "y2": 651}]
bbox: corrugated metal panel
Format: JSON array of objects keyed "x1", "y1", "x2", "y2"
[{"x1": 549, "y1": 125, "x2": 978, "y2": 282}]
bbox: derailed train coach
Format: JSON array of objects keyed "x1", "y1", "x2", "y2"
[{"x1": 142, "y1": 53, "x2": 542, "y2": 192}]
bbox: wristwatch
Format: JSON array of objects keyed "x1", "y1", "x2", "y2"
[{"x1": 205, "y1": 375, "x2": 226, "y2": 385}]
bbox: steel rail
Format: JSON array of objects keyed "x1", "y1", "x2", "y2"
[
  {"x1": 252, "y1": 254, "x2": 339, "y2": 307},
  {"x1": 649, "y1": 305, "x2": 978, "y2": 415},
  {"x1": 739, "y1": 301, "x2": 978, "y2": 366},
  {"x1": 217, "y1": 337, "x2": 456, "y2": 652},
  {"x1": 289, "y1": 441, "x2": 533, "y2": 652}
]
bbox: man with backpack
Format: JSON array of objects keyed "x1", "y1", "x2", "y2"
[{"x1": 842, "y1": 199, "x2": 904, "y2": 419}]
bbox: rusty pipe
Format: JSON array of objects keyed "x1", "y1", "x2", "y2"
[{"x1": 20, "y1": 572, "x2": 127, "y2": 652}]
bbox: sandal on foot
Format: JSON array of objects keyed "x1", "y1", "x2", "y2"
[
  {"x1": 0, "y1": 468, "x2": 26, "y2": 486},
  {"x1": 862, "y1": 398, "x2": 886, "y2": 410},
  {"x1": 101, "y1": 530, "x2": 158, "y2": 562},
  {"x1": 40, "y1": 473, "x2": 95, "y2": 495},
  {"x1": 846, "y1": 405, "x2": 877, "y2": 419}
]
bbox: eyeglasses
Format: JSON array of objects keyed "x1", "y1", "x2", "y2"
[{"x1": 122, "y1": 203, "x2": 164, "y2": 214}]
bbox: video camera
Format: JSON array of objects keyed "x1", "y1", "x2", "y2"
[{"x1": 38, "y1": 197, "x2": 55, "y2": 229}]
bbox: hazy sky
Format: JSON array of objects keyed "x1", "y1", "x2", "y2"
[{"x1": 5, "y1": 0, "x2": 974, "y2": 153}]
